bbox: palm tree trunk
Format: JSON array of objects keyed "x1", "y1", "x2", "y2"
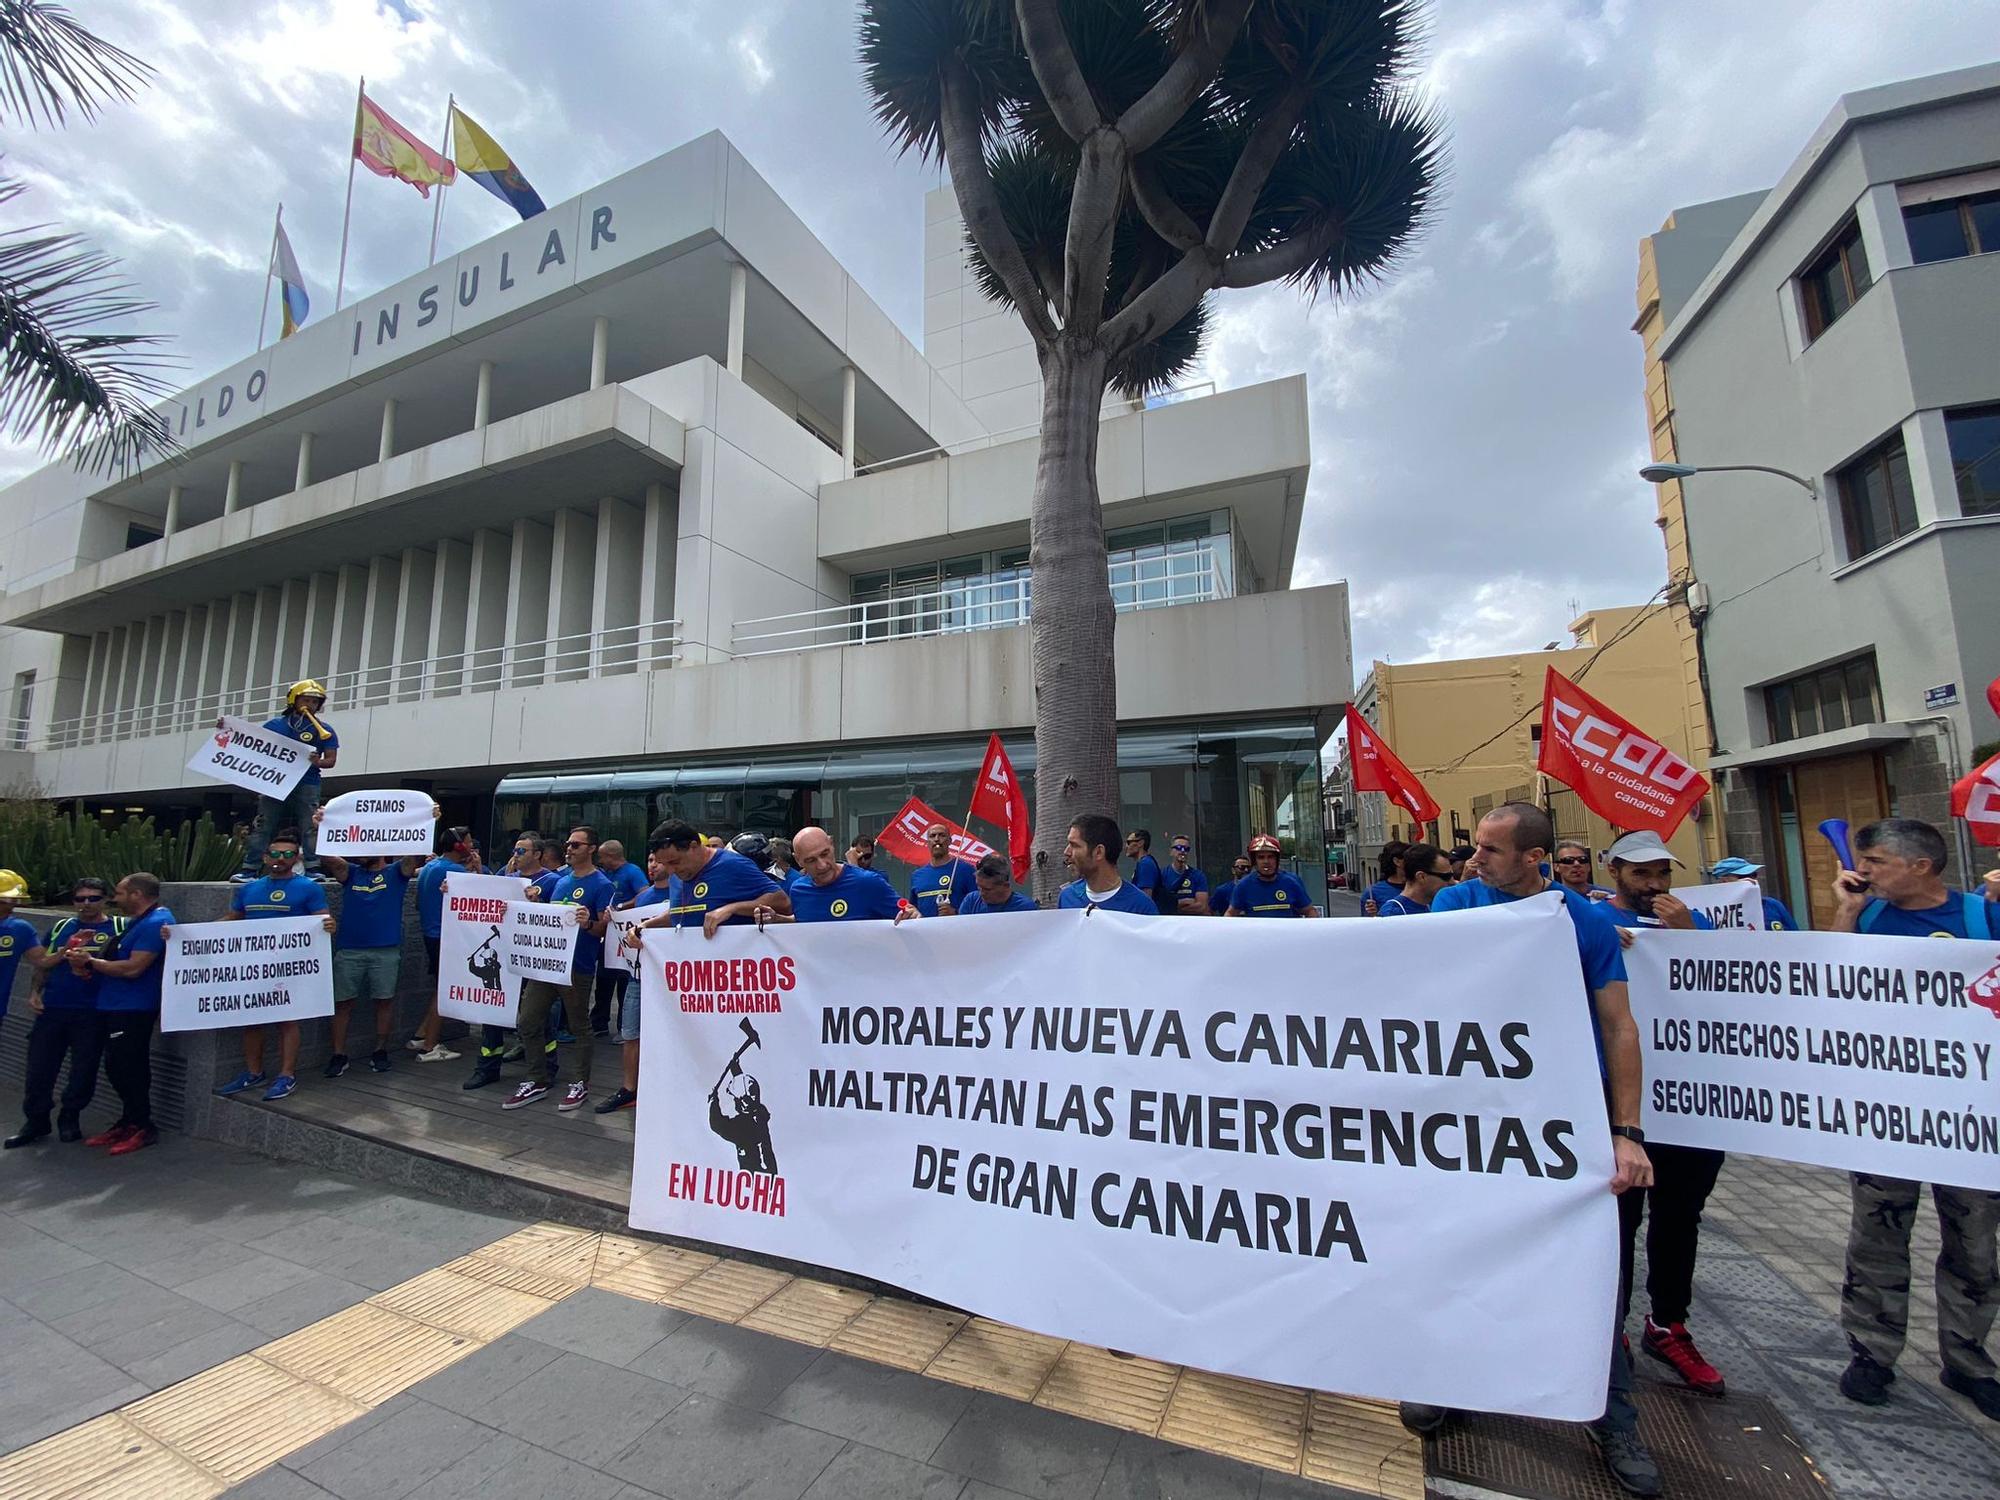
[{"x1": 1028, "y1": 341, "x2": 1116, "y2": 901}]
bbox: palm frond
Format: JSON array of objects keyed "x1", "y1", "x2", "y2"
[
  {"x1": 0, "y1": 175, "x2": 178, "y2": 474},
  {"x1": 1108, "y1": 294, "x2": 1204, "y2": 397},
  {"x1": 964, "y1": 139, "x2": 1073, "y2": 311},
  {"x1": 857, "y1": 0, "x2": 1018, "y2": 162},
  {"x1": 0, "y1": 0, "x2": 150, "y2": 129}
]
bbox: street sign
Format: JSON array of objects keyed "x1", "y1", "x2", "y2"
[{"x1": 1924, "y1": 683, "x2": 1959, "y2": 709}]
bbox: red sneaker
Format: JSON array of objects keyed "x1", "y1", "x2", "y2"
[
  {"x1": 107, "y1": 1127, "x2": 159, "y2": 1156},
  {"x1": 1643, "y1": 1316, "x2": 1724, "y2": 1393},
  {"x1": 83, "y1": 1123, "x2": 136, "y2": 1149}
]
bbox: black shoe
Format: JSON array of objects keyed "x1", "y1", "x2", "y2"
[
  {"x1": 56, "y1": 1116, "x2": 82, "y2": 1143},
  {"x1": 1941, "y1": 1366, "x2": 2000, "y2": 1420},
  {"x1": 461, "y1": 1064, "x2": 502, "y2": 1091},
  {"x1": 1840, "y1": 1352, "x2": 1893, "y2": 1406},
  {"x1": 370, "y1": 1049, "x2": 391, "y2": 1073},
  {"x1": 3, "y1": 1123, "x2": 50, "y2": 1150},
  {"x1": 322, "y1": 1053, "x2": 349, "y2": 1080},
  {"x1": 593, "y1": 1087, "x2": 637, "y2": 1114},
  {"x1": 1398, "y1": 1403, "x2": 1449, "y2": 1435},
  {"x1": 1589, "y1": 1427, "x2": 1663, "y2": 1497}
]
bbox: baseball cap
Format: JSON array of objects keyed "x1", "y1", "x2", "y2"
[
  {"x1": 1710, "y1": 856, "x2": 1764, "y2": 877},
  {"x1": 1606, "y1": 831, "x2": 1680, "y2": 866}
]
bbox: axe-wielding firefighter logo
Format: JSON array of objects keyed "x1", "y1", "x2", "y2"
[
  {"x1": 707, "y1": 1017, "x2": 776, "y2": 1173},
  {"x1": 467, "y1": 927, "x2": 504, "y2": 991}
]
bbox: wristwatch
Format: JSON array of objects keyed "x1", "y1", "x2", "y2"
[{"x1": 1610, "y1": 1125, "x2": 1646, "y2": 1144}]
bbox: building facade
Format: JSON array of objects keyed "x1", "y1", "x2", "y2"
[
  {"x1": 0, "y1": 134, "x2": 1345, "y2": 893},
  {"x1": 1338, "y1": 607, "x2": 1709, "y2": 883},
  {"x1": 1637, "y1": 64, "x2": 2000, "y2": 929}
]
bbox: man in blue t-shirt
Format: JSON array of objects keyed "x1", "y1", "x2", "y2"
[
  {"x1": 411, "y1": 826, "x2": 476, "y2": 1060},
  {"x1": 72, "y1": 873, "x2": 175, "y2": 1154},
  {"x1": 1408, "y1": 802, "x2": 1660, "y2": 1497},
  {"x1": 1125, "y1": 830, "x2": 1169, "y2": 914},
  {"x1": 649, "y1": 818, "x2": 788, "y2": 934},
  {"x1": 0, "y1": 868, "x2": 42, "y2": 1024},
  {"x1": 1057, "y1": 815, "x2": 1157, "y2": 915},
  {"x1": 1162, "y1": 835, "x2": 1209, "y2": 915},
  {"x1": 910, "y1": 824, "x2": 979, "y2": 918},
  {"x1": 7, "y1": 877, "x2": 118, "y2": 1150},
  {"x1": 1708, "y1": 857, "x2": 1797, "y2": 930},
  {"x1": 1362, "y1": 840, "x2": 1408, "y2": 916},
  {"x1": 1378, "y1": 842, "x2": 1452, "y2": 917},
  {"x1": 235, "y1": 679, "x2": 340, "y2": 875},
  {"x1": 1209, "y1": 857, "x2": 1251, "y2": 917},
  {"x1": 215, "y1": 828, "x2": 333, "y2": 1103},
  {"x1": 952, "y1": 853, "x2": 1040, "y2": 915},
  {"x1": 502, "y1": 826, "x2": 618, "y2": 1116},
  {"x1": 594, "y1": 851, "x2": 676, "y2": 1116},
  {"x1": 314, "y1": 803, "x2": 439, "y2": 1080},
  {"x1": 1830, "y1": 817, "x2": 2000, "y2": 1419},
  {"x1": 1226, "y1": 835, "x2": 1320, "y2": 918},
  {"x1": 771, "y1": 828, "x2": 901, "y2": 924},
  {"x1": 590, "y1": 839, "x2": 650, "y2": 1037}
]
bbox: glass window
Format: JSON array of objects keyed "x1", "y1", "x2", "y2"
[
  {"x1": 1843, "y1": 658, "x2": 1880, "y2": 725},
  {"x1": 1799, "y1": 219, "x2": 1872, "y2": 341},
  {"x1": 1836, "y1": 430, "x2": 1918, "y2": 558},
  {"x1": 1945, "y1": 404, "x2": 2000, "y2": 517},
  {"x1": 1791, "y1": 673, "x2": 1820, "y2": 738},
  {"x1": 1973, "y1": 193, "x2": 2000, "y2": 255},
  {"x1": 1905, "y1": 199, "x2": 1971, "y2": 263},
  {"x1": 1766, "y1": 683, "x2": 1794, "y2": 743},
  {"x1": 1762, "y1": 656, "x2": 1881, "y2": 746},
  {"x1": 1815, "y1": 668, "x2": 1848, "y2": 733}
]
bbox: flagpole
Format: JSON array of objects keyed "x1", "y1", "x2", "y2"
[
  {"x1": 334, "y1": 75, "x2": 364, "y2": 311},
  {"x1": 427, "y1": 93, "x2": 453, "y2": 266},
  {"x1": 255, "y1": 202, "x2": 282, "y2": 352}
]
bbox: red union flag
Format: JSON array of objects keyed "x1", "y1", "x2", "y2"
[
  {"x1": 875, "y1": 797, "x2": 998, "y2": 869},
  {"x1": 968, "y1": 734, "x2": 1033, "y2": 881},
  {"x1": 1952, "y1": 749, "x2": 2000, "y2": 849},
  {"x1": 1538, "y1": 667, "x2": 1709, "y2": 837},
  {"x1": 1345, "y1": 705, "x2": 1439, "y2": 826}
]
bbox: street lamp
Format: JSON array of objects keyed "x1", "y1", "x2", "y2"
[{"x1": 1639, "y1": 461, "x2": 1816, "y2": 495}]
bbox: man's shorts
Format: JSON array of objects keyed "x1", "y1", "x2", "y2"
[
  {"x1": 620, "y1": 976, "x2": 643, "y2": 1042},
  {"x1": 334, "y1": 946, "x2": 401, "y2": 1003}
]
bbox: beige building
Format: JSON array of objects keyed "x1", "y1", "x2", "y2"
[{"x1": 1343, "y1": 607, "x2": 1711, "y2": 884}]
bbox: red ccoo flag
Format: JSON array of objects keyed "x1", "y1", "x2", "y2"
[
  {"x1": 1951, "y1": 674, "x2": 2000, "y2": 848},
  {"x1": 874, "y1": 797, "x2": 998, "y2": 869},
  {"x1": 968, "y1": 734, "x2": 1033, "y2": 882},
  {"x1": 1538, "y1": 667, "x2": 1709, "y2": 837},
  {"x1": 1344, "y1": 705, "x2": 1439, "y2": 826}
]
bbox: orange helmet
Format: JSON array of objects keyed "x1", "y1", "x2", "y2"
[{"x1": 1248, "y1": 835, "x2": 1281, "y2": 857}]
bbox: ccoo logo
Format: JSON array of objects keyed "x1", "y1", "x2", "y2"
[{"x1": 1548, "y1": 693, "x2": 1701, "y2": 792}]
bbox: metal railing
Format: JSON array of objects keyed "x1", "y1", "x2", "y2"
[
  {"x1": 32, "y1": 618, "x2": 681, "y2": 752},
  {"x1": 733, "y1": 553, "x2": 1227, "y2": 658}
]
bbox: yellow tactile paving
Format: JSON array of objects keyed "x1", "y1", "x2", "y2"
[
  {"x1": 369, "y1": 1265, "x2": 559, "y2": 1340},
  {"x1": 0, "y1": 1413, "x2": 218, "y2": 1500},
  {"x1": 1037, "y1": 1344, "x2": 1182, "y2": 1432},
  {"x1": 927, "y1": 1316, "x2": 1069, "y2": 1401},
  {"x1": 591, "y1": 1232, "x2": 656, "y2": 1280},
  {"x1": 473, "y1": 1221, "x2": 600, "y2": 1283},
  {"x1": 661, "y1": 1258, "x2": 792, "y2": 1322},
  {"x1": 124, "y1": 1355, "x2": 365, "y2": 1487},
  {"x1": 1302, "y1": 1392, "x2": 1425, "y2": 1500},
  {"x1": 738, "y1": 1277, "x2": 873, "y2": 1346},
  {"x1": 447, "y1": 1248, "x2": 588, "y2": 1301},
  {"x1": 258, "y1": 1301, "x2": 479, "y2": 1407},
  {"x1": 591, "y1": 1243, "x2": 718, "y2": 1302},
  {"x1": 828, "y1": 1296, "x2": 968, "y2": 1371},
  {"x1": 1160, "y1": 1367, "x2": 1309, "y2": 1471}
]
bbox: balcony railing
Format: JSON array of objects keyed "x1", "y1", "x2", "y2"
[
  {"x1": 732, "y1": 552, "x2": 1227, "y2": 658},
  {"x1": 29, "y1": 618, "x2": 680, "y2": 752}
]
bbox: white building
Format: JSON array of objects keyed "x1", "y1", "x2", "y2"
[{"x1": 0, "y1": 132, "x2": 1348, "y2": 889}]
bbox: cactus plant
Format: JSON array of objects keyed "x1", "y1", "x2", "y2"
[{"x1": 0, "y1": 797, "x2": 242, "y2": 900}]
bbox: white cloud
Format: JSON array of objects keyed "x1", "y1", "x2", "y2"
[{"x1": 733, "y1": 28, "x2": 774, "y2": 91}]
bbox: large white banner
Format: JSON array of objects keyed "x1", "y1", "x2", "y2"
[
  {"x1": 438, "y1": 873, "x2": 526, "y2": 1027},
  {"x1": 318, "y1": 790, "x2": 434, "y2": 858},
  {"x1": 1626, "y1": 929, "x2": 2000, "y2": 1188},
  {"x1": 187, "y1": 717, "x2": 310, "y2": 799},
  {"x1": 1675, "y1": 881, "x2": 1761, "y2": 932},
  {"x1": 162, "y1": 916, "x2": 332, "y2": 1032},
  {"x1": 503, "y1": 900, "x2": 581, "y2": 983},
  {"x1": 631, "y1": 895, "x2": 1620, "y2": 1419}
]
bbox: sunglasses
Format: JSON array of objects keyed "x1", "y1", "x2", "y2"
[
  {"x1": 71, "y1": 893, "x2": 105, "y2": 903},
  {"x1": 269, "y1": 849, "x2": 299, "y2": 859},
  {"x1": 1554, "y1": 856, "x2": 1590, "y2": 866},
  {"x1": 1171, "y1": 843, "x2": 1190, "y2": 852}
]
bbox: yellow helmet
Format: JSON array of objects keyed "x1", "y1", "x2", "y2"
[
  {"x1": 286, "y1": 679, "x2": 327, "y2": 708},
  {"x1": 0, "y1": 868, "x2": 28, "y2": 901}
]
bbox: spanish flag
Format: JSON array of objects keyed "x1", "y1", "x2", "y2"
[
  {"x1": 355, "y1": 91, "x2": 455, "y2": 198},
  {"x1": 451, "y1": 106, "x2": 546, "y2": 220}
]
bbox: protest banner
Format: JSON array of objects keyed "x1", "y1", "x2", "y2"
[
  {"x1": 1673, "y1": 881, "x2": 1761, "y2": 932},
  {"x1": 631, "y1": 894, "x2": 1619, "y2": 1419},
  {"x1": 438, "y1": 873, "x2": 526, "y2": 1026},
  {"x1": 1626, "y1": 929, "x2": 2000, "y2": 1189},
  {"x1": 504, "y1": 899, "x2": 582, "y2": 983},
  {"x1": 317, "y1": 790, "x2": 435, "y2": 858},
  {"x1": 187, "y1": 716, "x2": 310, "y2": 799},
  {"x1": 604, "y1": 909, "x2": 645, "y2": 973},
  {"x1": 162, "y1": 916, "x2": 332, "y2": 1032}
]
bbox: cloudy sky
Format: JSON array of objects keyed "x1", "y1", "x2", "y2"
[{"x1": 7, "y1": 0, "x2": 1992, "y2": 674}]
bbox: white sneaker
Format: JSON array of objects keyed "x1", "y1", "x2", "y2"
[
  {"x1": 558, "y1": 1082, "x2": 589, "y2": 1113},
  {"x1": 416, "y1": 1045, "x2": 460, "y2": 1063},
  {"x1": 404, "y1": 1038, "x2": 427, "y2": 1052}
]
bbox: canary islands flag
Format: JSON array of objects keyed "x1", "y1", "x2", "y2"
[
  {"x1": 273, "y1": 218, "x2": 309, "y2": 338},
  {"x1": 452, "y1": 106, "x2": 546, "y2": 220}
]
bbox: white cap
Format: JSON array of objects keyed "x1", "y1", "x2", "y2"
[{"x1": 1607, "y1": 830, "x2": 1680, "y2": 866}]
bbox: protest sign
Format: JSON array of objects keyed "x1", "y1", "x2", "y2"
[
  {"x1": 187, "y1": 716, "x2": 310, "y2": 799},
  {"x1": 631, "y1": 894, "x2": 1619, "y2": 1419},
  {"x1": 438, "y1": 873, "x2": 526, "y2": 1026},
  {"x1": 1674, "y1": 881, "x2": 1761, "y2": 932},
  {"x1": 504, "y1": 900, "x2": 582, "y2": 983},
  {"x1": 604, "y1": 909, "x2": 646, "y2": 974},
  {"x1": 317, "y1": 790, "x2": 435, "y2": 858},
  {"x1": 1626, "y1": 929, "x2": 2000, "y2": 1189},
  {"x1": 162, "y1": 916, "x2": 332, "y2": 1032}
]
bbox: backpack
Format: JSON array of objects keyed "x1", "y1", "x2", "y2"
[{"x1": 1858, "y1": 894, "x2": 1995, "y2": 941}]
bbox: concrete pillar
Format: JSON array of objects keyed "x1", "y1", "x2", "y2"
[
  {"x1": 195, "y1": 605, "x2": 229, "y2": 728},
  {"x1": 466, "y1": 528, "x2": 512, "y2": 691},
  {"x1": 103, "y1": 627, "x2": 129, "y2": 736},
  {"x1": 379, "y1": 399, "x2": 398, "y2": 463},
  {"x1": 173, "y1": 606, "x2": 203, "y2": 732},
  {"x1": 841, "y1": 365, "x2": 857, "y2": 479},
  {"x1": 393, "y1": 546, "x2": 436, "y2": 700},
  {"x1": 726, "y1": 263, "x2": 747, "y2": 379},
  {"x1": 546, "y1": 508, "x2": 598, "y2": 681},
  {"x1": 592, "y1": 497, "x2": 644, "y2": 674},
  {"x1": 475, "y1": 360, "x2": 494, "y2": 430},
  {"x1": 217, "y1": 593, "x2": 255, "y2": 714},
  {"x1": 274, "y1": 579, "x2": 310, "y2": 688},
  {"x1": 249, "y1": 586, "x2": 282, "y2": 695},
  {"x1": 590, "y1": 316, "x2": 610, "y2": 391},
  {"x1": 294, "y1": 432, "x2": 314, "y2": 492},
  {"x1": 639, "y1": 481, "x2": 678, "y2": 670},
  {"x1": 134, "y1": 616, "x2": 164, "y2": 718},
  {"x1": 426, "y1": 537, "x2": 473, "y2": 695},
  {"x1": 81, "y1": 630, "x2": 108, "y2": 734},
  {"x1": 1856, "y1": 183, "x2": 1912, "y2": 274},
  {"x1": 326, "y1": 565, "x2": 370, "y2": 698},
  {"x1": 504, "y1": 518, "x2": 553, "y2": 687},
  {"x1": 301, "y1": 572, "x2": 338, "y2": 684},
  {"x1": 223, "y1": 460, "x2": 244, "y2": 516},
  {"x1": 1908, "y1": 409, "x2": 1959, "y2": 524},
  {"x1": 164, "y1": 483, "x2": 182, "y2": 536},
  {"x1": 358, "y1": 555, "x2": 402, "y2": 705},
  {"x1": 153, "y1": 613, "x2": 184, "y2": 721}
]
